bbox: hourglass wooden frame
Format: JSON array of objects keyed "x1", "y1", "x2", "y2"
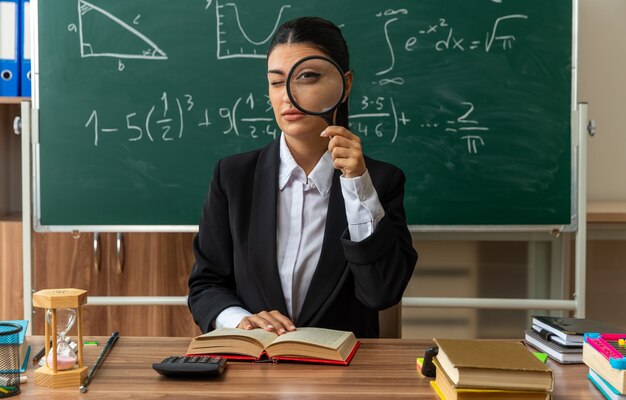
[{"x1": 32, "y1": 288, "x2": 88, "y2": 388}]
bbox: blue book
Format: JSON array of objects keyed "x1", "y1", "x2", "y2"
[
  {"x1": 589, "y1": 368, "x2": 626, "y2": 400},
  {"x1": 19, "y1": 0, "x2": 30, "y2": 97},
  {"x1": 17, "y1": 344, "x2": 30, "y2": 373},
  {"x1": 0, "y1": 319, "x2": 30, "y2": 373},
  {"x1": 0, "y1": 0, "x2": 20, "y2": 96}
]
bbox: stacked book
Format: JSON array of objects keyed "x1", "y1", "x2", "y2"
[
  {"x1": 430, "y1": 339, "x2": 553, "y2": 400},
  {"x1": 584, "y1": 333, "x2": 626, "y2": 400},
  {"x1": 524, "y1": 316, "x2": 624, "y2": 364}
]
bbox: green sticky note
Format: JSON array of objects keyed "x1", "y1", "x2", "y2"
[{"x1": 533, "y1": 352, "x2": 548, "y2": 363}]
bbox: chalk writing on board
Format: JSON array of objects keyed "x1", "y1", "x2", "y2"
[
  {"x1": 374, "y1": 11, "x2": 528, "y2": 86},
  {"x1": 85, "y1": 92, "x2": 194, "y2": 146},
  {"x1": 84, "y1": 91, "x2": 281, "y2": 146},
  {"x1": 83, "y1": 90, "x2": 413, "y2": 147},
  {"x1": 349, "y1": 96, "x2": 410, "y2": 144},
  {"x1": 73, "y1": 3, "x2": 530, "y2": 155},
  {"x1": 215, "y1": 1, "x2": 292, "y2": 60},
  {"x1": 374, "y1": 8, "x2": 408, "y2": 86},
  {"x1": 219, "y1": 93, "x2": 279, "y2": 139},
  {"x1": 74, "y1": 0, "x2": 167, "y2": 61},
  {"x1": 420, "y1": 101, "x2": 489, "y2": 154},
  {"x1": 85, "y1": 95, "x2": 488, "y2": 154},
  {"x1": 445, "y1": 101, "x2": 490, "y2": 154},
  {"x1": 414, "y1": 14, "x2": 528, "y2": 52}
]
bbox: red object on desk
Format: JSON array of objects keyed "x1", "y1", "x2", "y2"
[{"x1": 187, "y1": 340, "x2": 360, "y2": 366}]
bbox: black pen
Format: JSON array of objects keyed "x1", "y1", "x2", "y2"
[
  {"x1": 79, "y1": 332, "x2": 119, "y2": 393},
  {"x1": 32, "y1": 346, "x2": 45, "y2": 365}
]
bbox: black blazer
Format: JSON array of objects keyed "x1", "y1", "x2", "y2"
[{"x1": 188, "y1": 138, "x2": 417, "y2": 338}]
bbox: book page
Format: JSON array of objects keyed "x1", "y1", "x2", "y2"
[
  {"x1": 197, "y1": 328, "x2": 278, "y2": 349},
  {"x1": 270, "y1": 327, "x2": 351, "y2": 350}
]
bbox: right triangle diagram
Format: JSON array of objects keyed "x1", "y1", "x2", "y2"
[{"x1": 78, "y1": 0, "x2": 167, "y2": 60}]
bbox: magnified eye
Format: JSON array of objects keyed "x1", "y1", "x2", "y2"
[
  {"x1": 296, "y1": 71, "x2": 321, "y2": 83},
  {"x1": 286, "y1": 56, "x2": 345, "y2": 118}
]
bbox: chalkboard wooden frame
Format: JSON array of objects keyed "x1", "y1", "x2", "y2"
[{"x1": 31, "y1": 0, "x2": 577, "y2": 232}]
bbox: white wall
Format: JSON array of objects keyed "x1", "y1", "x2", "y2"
[{"x1": 579, "y1": 0, "x2": 626, "y2": 201}]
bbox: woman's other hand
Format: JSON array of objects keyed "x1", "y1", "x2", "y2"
[{"x1": 237, "y1": 310, "x2": 297, "y2": 335}]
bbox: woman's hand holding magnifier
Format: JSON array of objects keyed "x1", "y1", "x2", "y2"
[{"x1": 321, "y1": 127, "x2": 366, "y2": 178}]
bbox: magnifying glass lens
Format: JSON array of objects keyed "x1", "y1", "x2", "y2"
[{"x1": 288, "y1": 57, "x2": 345, "y2": 115}]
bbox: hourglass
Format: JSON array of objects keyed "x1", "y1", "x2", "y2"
[
  {"x1": 45, "y1": 308, "x2": 77, "y2": 370},
  {"x1": 32, "y1": 288, "x2": 88, "y2": 388}
]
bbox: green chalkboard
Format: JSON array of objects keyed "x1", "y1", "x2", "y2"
[{"x1": 36, "y1": 0, "x2": 573, "y2": 229}]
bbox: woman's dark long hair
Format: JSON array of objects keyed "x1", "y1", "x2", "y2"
[{"x1": 268, "y1": 17, "x2": 351, "y2": 129}]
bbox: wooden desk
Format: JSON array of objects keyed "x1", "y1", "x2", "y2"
[{"x1": 18, "y1": 336, "x2": 598, "y2": 399}]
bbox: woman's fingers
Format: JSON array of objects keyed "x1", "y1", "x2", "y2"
[
  {"x1": 323, "y1": 127, "x2": 366, "y2": 178},
  {"x1": 237, "y1": 311, "x2": 296, "y2": 335},
  {"x1": 237, "y1": 317, "x2": 255, "y2": 330},
  {"x1": 321, "y1": 125, "x2": 360, "y2": 142}
]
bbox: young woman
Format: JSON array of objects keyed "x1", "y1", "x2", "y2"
[{"x1": 188, "y1": 17, "x2": 417, "y2": 338}]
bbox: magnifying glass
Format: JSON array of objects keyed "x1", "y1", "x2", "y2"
[{"x1": 286, "y1": 55, "x2": 347, "y2": 126}]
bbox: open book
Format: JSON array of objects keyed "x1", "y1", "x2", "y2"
[{"x1": 186, "y1": 327, "x2": 360, "y2": 365}]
